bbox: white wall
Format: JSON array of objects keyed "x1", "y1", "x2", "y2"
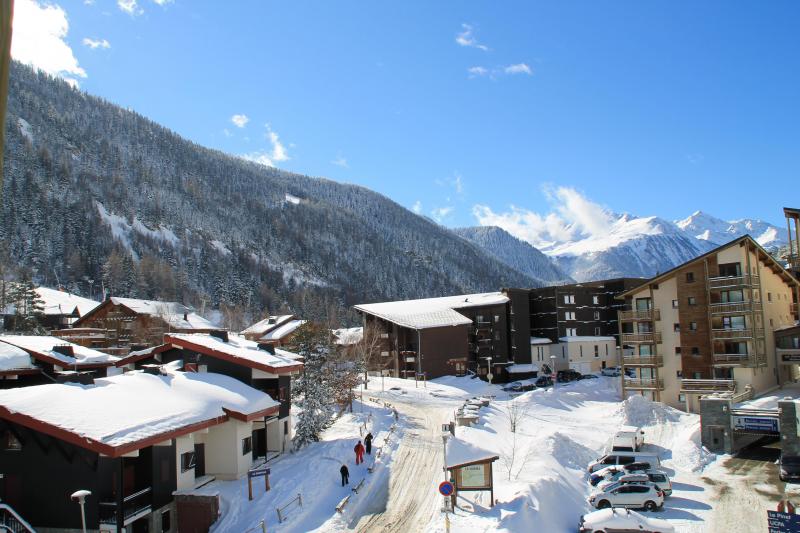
[
  {"x1": 175, "y1": 434, "x2": 195, "y2": 491},
  {"x1": 203, "y1": 419, "x2": 254, "y2": 480}
]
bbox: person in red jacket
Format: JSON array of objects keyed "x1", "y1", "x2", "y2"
[{"x1": 354, "y1": 440, "x2": 365, "y2": 465}]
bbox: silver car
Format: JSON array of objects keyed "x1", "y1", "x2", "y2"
[{"x1": 588, "y1": 483, "x2": 665, "y2": 511}]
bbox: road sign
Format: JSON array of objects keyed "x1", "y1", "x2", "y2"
[
  {"x1": 438, "y1": 481, "x2": 454, "y2": 496},
  {"x1": 733, "y1": 415, "x2": 779, "y2": 433},
  {"x1": 768, "y1": 510, "x2": 800, "y2": 533},
  {"x1": 248, "y1": 467, "x2": 270, "y2": 479}
]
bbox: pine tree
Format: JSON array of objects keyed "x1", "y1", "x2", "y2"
[
  {"x1": 289, "y1": 323, "x2": 334, "y2": 450},
  {"x1": 8, "y1": 277, "x2": 45, "y2": 332}
]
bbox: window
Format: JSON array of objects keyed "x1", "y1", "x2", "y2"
[
  {"x1": 605, "y1": 344, "x2": 609, "y2": 356},
  {"x1": 691, "y1": 347, "x2": 700, "y2": 355},
  {"x1": 686, "y1": 272, "x2": 695, "y2": 283},
  {"x1": 161, "y1": 510, "x2": 171, "y2": 533},
  {"x1": 635, "y1": 298, "x2": 652, "y2": 311},
  {"x1": 494, "y1": 331, "x2": 500, "y2": 340},
  {"x1": 593, "y1": 295, "x2": 600, "y2": 305},
  {"x1": 640, "y1": 345, "x2": 653, "y2": 356},
  {"x1": 672, "y1": 299, "x2": 679, "y2": 309},
  {"x1": 594, "y1": 345, "x2": 599, "y2": 358},
  {"x1": 718, "y1": 262, "x2": 742, "y2": 277},
  {"x1": 678, "y1": 393, "x2": 686, "y2": 403},
  {"x1": 593, "y1": 311, "x2": 600, "y2": 320},
  {"x1": 721, "y1": 290, "x2": 744, "y2": 303},
  {"x1": 674, "y1": 323, "x2": 680, "y2": 332},
  {"x1": 180, "y1": 451, "x2": 196, "y2": 472},
  {"x1": 677, "y1": 371, "x2": 683, "y2": 379},
  {"x1": 242, "y1": 436, "x2": 253, "y2": 456},
  {"x1": 579, "y1": 346, "x2": 583, "y2": 357},
  {"x1": 2, "y1": 431, "x2": 21, "y2": 451},
  {"x1": 565, "y1": 311, "x2": 576, "y2": 320},
  {"x1": 494, "y1": 315, "x2": 500, "y2": 323},
  {"x1": 675, "y1": 347, "x2": 681, "y2": 355},
  {"x1": 475, "y1": 315, "x2": 484, "y2": 323},
  {"x1": 690, "y1": 321, "x2": 697, "y2": 331},
  {"x1": 564, "y1": 294, "x2": 575, "y2": 304},
  {"x1": 722, "y1": 316, "x2": 746, "y2": 330},
  {"x1": 595, "y1": 327, "x2": 601, "y2": 336},
  {"x1": 768, "y1": 292, "x2": 773, "y2": 303},
  {"x1": 279, "y1": 387, "x2": 288, "y2": 402},
  {"x1": 693, "y1": 372, "x2": 702, "y2": 379},
  {"x1": 566, "y1": 328, "x2": 577, "y2": 337},
  {"x1": 688, "y1": 297, "x2": 697, "y2": 306}
]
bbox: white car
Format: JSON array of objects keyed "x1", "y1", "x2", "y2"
[
  {"x1": 588, "y1": 483, "x2": 665, "y2": 511},
  {"x1": 601, "y1": 367, "x2": 621, "y2": 377},
  {"x1": 579, "y1": 508, "x2": 675, "y2": 533},
  {"x1": 597, "y1": 473, "x2": 673, "y2": 497}
]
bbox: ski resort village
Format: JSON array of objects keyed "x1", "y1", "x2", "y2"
[{"x1": 1, "y1": 1, "x2": 800, "y2": 532}]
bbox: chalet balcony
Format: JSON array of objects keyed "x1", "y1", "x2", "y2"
[
  {"x1": 624, "y1": 378, "x2": 664, "y2": 390},
  {"x1": 709, "y1": 301, "x2": 762, "y2": 315},
  {"x1": 619, "y1": 309, "x2": 660, "y2": 322},
  {"x1": 623, "y1": 355, "x2": 663, "y2": 366},
  {"x1": 711, "y1": 328, "x2": 764, "y2": 341},
  {"x1": 792, "y1": 302, "x2": 799, "y2": 316},
  {"x1": 99, "y1": 487, "x2": 152, "y2": 526},
  {"x1": 707, "y1": 273, "x2": 760, "y2": 290},
  {"x1": 680, "y1": 379, "x2": 736, "y2": 394},
  {"x1": 712, "y1": 353, "x2": 752, "y2": 365},
  {"x1": 621, "y1": 332, "x2": 662, "y2": 344}
]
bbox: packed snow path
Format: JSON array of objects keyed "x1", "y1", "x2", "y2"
[{"x1": 347, "y1": 388, "x2": 456, "y2": 532}]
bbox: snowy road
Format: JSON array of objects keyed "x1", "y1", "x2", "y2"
[{"x1": 347, "y1": 392, "x2": 455, "y2": 532}]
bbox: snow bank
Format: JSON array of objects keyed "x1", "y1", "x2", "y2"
[{"x1": 618, "y1": 393, "x2": 683, "y2": 427}]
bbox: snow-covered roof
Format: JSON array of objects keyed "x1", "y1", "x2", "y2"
[
  {"x1": 0, "y1": 370, "x2": 279, "y2": 455},
  {"x1": 0, "y1": 335, "x2": 119, "y2": 367},
  {"x1": 165, "y1": 333, "x2": 303, "y2": 374},
  {"x1": 507, "y1": 364, "x2": 539, "y2": 374},
  {"x1": 354, "y1": 292, "x2": 508, "y2": 330},
  {"x1": 558, "y1": 336, "x2": 616, "y2": 343},
  {"x1": 241, "y1": 315, "x2": 294, "y2": 336},
  {"x1": 530, "y1": 337, "x2": 553, "y2": 345},
  {"x1": 2, "y1": 286, "x2": 100, "y2": 317},
  {"x1": 332, "y1": 327, "x2": 363, "y2": 346},
  {"x1": 107, "y1": 297, "x2": 216, "y2": 330},
  {"x1": 0, "y1": 343, "x2": 36, "y2": 371},
  {"x1": 446, "y1": 437, "x2": 499, "y2": 469},
  {"x1": 260, "y1": 319, "x2": 306, "y2": 342}
]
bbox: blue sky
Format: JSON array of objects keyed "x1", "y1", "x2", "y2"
[{"x1": 12, "y1": 0, "x2": 800, "y2": 231}]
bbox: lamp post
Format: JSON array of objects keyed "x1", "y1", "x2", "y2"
[
  {"x1": 70, "y1": 490, "x2": 91, "y2": 533},
  {"x1": 482, "y1": 356, "x2": 493, "y2": 385},
  {"x1": 550, "y1": 355, "x2": 557, "y2": 393}
]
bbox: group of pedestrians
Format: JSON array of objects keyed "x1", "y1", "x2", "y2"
[{"x1": 340, "y1": 432, "x2": 374, "y2": 486}]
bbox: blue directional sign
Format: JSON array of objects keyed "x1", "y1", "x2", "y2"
[
  {"x1": 768, "y1": 510, "x2": 800, "y2": 533},
  {"x1": 438, "y1": 481, "x2": 454, "y2": 496}
]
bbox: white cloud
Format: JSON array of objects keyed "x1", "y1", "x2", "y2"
[
  {"x1": 472, "y1": 185, "x2": 614, "y2": 248},
  {"x1": 467, "y1": 66, "x2": 488, "y2": 78},
  {"x1": 240, "y1": 124, "x2": 290, "y2": 168},
  {"x1": 11, "y1": 0, "x2": 87, "y2": 86},
  {"x1": 504, "y1": 63, "x2": 533, "y2": 75},
  {"x1": 82, "y1": 37, "x2": 110, "y2": 49},
  {"x1": 117, "y1": 0, "x2": 142, "y2": 15},
  {"x1": 412, "y1": 201, "x2": 422, "y2": 214},
  {"x1": 455, "y1": 23, "x2": 488, "y2": 51},
  {"x1": 331, "y1": 155, "x2": 348, "y2": 168},
  {"x1": 152, "y1": 0, "x2": 173, "y2": 4},
  {"x1": 230, "y1": 114, "x2": 249, "y2": 128},
  {"x1": 431, "y1": 206, "x2": 454, "y2": 223}
]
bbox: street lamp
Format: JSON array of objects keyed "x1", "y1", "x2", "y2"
[
  {"x1": 550, "y1": 355, "x2": 557, "y2": 393},
  {"x1": 70, "y1": 490, "x2": 91, "y2": 533},
  {"x1": 482, "y1": 356, "x2": 493, "y2": 385}
]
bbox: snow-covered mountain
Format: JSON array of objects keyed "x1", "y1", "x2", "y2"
[
  {"x1": 675, "y1": 211, "x2": 785, "y2": 250},
  {"x1": 453, "y1": 226, "x2": 573, "y2": 285}
]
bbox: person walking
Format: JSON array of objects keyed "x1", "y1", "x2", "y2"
[
  {"x1": 354, "y1": 440, "x2": 365, "y2": 465},
  {"x1": 364, "y1": 432, "x2": 373, "y2": 455},
  {"x1": 340, "y1": 464, "x2": 350, "y2": 486}
]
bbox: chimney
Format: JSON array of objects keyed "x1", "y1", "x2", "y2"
[
  {"x1": 267, "y1": 317, "x2": 276, "y2": 325},
  {"x1": 53, "y1": 345, "x2": 75, "y2": 357},
  {"x1": 258, "y1": 343, "x2": 276, "y2": 355},
  {"x1": 183, "y1": 312, "x2": 188, "y2": 321},
  {"x1": 77, "y1": 371, "x2": 95, "y2": 385},
  {"x1": 209, "y1": 330, "x2": 229, "y2": 342}
]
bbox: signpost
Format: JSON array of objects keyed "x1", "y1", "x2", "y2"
[
  {"x1": 768, "y1": 510, "x2": 800, "y2": 533},
  {"x1": 247, "y1": 467, "x2": 271, "y2": 501}
]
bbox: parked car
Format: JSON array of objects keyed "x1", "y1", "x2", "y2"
[
  {"x1": 612, "y1": 426, "x2": 646, "y2": 451},
  {"x1": 597, "y1": 473, "x2": 673, "y2": 497},
  {"x1": 579, "y1": 508, "x2": 675, "y2": 533},
  {"x1": 588, "y1": 452, "x2": 661, "y2": 473},
  {"x1": 535, "y1": 375, "x2": 553, "y2": 387},
  {"x1": 578, "y1": 373, "x2": 599, "y2": 380},
  {"x1": 590, "y1": 462, "x2": 661, "y2": 486},
  {"x1": 502, "y1": 381, "x2": 536, "y2": 392},
  {"x1": 588, "y1": 483, "x2": 665, "y2": 511},
  {"x1": 601, "y1": 367, "x2": 621, "y2": 377},
  {"x1": 557, "y1": 369, "x2": 582, "y2": 382},
  {"x1": 780, "y1": 454, "x2": 800, "y2": 482}
]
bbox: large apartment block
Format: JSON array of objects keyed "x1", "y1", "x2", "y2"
[
  {"x1": 618, "y1": 236, "x2": 800, "y2": 412},
  {"x1": 504, "y1": 278, "x2": 644, "y2": 363}
]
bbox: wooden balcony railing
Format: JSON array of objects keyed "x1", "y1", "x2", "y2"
[
  {"x1": 619, "y1": 309, "x2": 661, "y2": 322},
  {"x1": 680, "y1": 379, "x2": 736, "y2": 393},
  {"x1": 622, "y1": 355, "x2": 663, "y2": 366},
  {"x1": 621, "y1": 332, "x2": 662, "y2": 344},
  {"x1": 711, "y1": 328, "x2": 764, "y2": 340},
  {"x1": 712, "y1": 353, "x2": 751, "y2": 364},
  {"x1": 624, "y1": 378, "x2": 664, "y2": 390},
  {"x1": 709, "y1": 301, "x2": 762, "y2": 315},
  {"x1": 707, "y1": 274, "x2": 760, "y2": 289}
]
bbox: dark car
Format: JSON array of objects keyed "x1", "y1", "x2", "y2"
[
  {"x1": 557, "y1": 369, "x2": 582, "y2": 382},
  {"x1": 780, "y1": 455, "x2": 800, "y2": 482},
  {"x1": 535, "y1": 375, "x2": 553, "y2": 387},
  {"x1": 623, "y1": 462, "x2": 652, "y2": 473},
  {"x1": 579, "y1": 374, "x2": 599, "y2": 380},
  {"x1": 502, "y1": 381, "x2": 536, "y2": 392}
]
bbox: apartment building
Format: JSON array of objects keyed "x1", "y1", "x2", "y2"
[
  {"x1": 504, "y1": 278, "x2": 643, "y2": 365},
  {"x1": 618, "y1": 235, "x2": 800, "y2": 412},
  {"x1": 785, "y1": 206, "x2": 800, "y2": 282},
  {"x1": 353, "y1": 293, "x2": 511, "y2": 380}
]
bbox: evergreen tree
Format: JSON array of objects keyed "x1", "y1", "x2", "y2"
[
  {"x1": 289, "y1": 323, "x2": 334, "y2": 450},
  {"x1": 8, "y1": 277, "x2": 45, "y2": 332}
]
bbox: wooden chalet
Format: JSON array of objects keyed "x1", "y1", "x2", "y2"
[{"x1": 240, "y1": 314, "x2": 306, "y2": 346}]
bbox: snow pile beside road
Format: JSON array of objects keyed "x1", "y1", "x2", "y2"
[
  {"x1": 545, "y1": 431, "x2": 598, "y2": 472},
  {"x1": 619, "y1": 393, "x2": 683, "y2": 427}
]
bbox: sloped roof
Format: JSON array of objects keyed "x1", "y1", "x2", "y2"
[
  {"x1": 354, "y1": 292, "x2": 508, "y2": 330},
  {"x1": 0, "y1": 335, "x2": 119, "y2": 367},
  {"x1": 77, "y1": 297, "x2": 217, "y2": 331},
  {"x1": 0, "y1": 370, "x2": 279, "y2": 456},
  {"x1": 0, "y1": 343, "x2": 36, "y2": 371},
  {"x1": 165, "y1": 333, "x2": 303, "y2": 374},
  {"x1": 241, "y1": 315, "x2": 294, "y2": 336},
  {"x1": 3, "y1": 286, "x2": 100, "y2": 317},
  {"x1": 259, "y1": 319, "x2": 306, "y2": 341}
]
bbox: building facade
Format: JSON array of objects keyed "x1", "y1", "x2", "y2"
[{"x1": 619, "y1": 236, "x2": 800, "y2": 411}]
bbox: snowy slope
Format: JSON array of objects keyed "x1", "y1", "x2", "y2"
[{"x1": 675, "y1": 210, "x2": 785, "y2": 250}]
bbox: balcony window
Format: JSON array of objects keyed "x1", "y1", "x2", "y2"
[
  {"x1": 637, "y1": 322, "x2": 653, "y2": 333},
  {"x1": 718, "y1": 262, "x2": 742, "y2": 277},
  {"x1": 690, "y1": 322, "x2": 697, "y2": 331},
  {"x1": 635, "y1": 298, "x2": 652, "y2": 311},
  {"x1": 640, "y1": 345, "x2": 653, "y2": 356},
  {"x1": 565, "y1": 311, "x2": 576, "y2": 321},
  {"x1": 722, "y1": 316, "x2": 746, "y2": 330},
  {"x1": 593, "y1": 311, "x2": 600, "y2": 320},
  {"x1": 720, "y1": 290, "x2": 744, "y2": 303},
  {"x1": 594, "y1": 327, "x2": 601, "y2": 335},
  {"x1": 566, "y1": 328, "x2": 577, "y2": 337},
  {"x1": 564, "y1": 294, "x2": 575, "y2": 304},
  {"x1": 593, "y1": 296, "x2": 600, "y2": 305}
]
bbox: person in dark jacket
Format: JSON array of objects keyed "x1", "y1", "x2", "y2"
[
  {"x1": 354, "y1": 440, "x2": 365, "y2": 464},
  {"x1": 364, "y1": 432, "x2": 374, "y2": 455},
  {"x1": 340, "y1": 464, "x2": 350, "y2": 486}
]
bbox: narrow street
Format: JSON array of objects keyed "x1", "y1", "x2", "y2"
[{"x1": 347, "y1": 394, "x2": 455, "y2": 532}]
